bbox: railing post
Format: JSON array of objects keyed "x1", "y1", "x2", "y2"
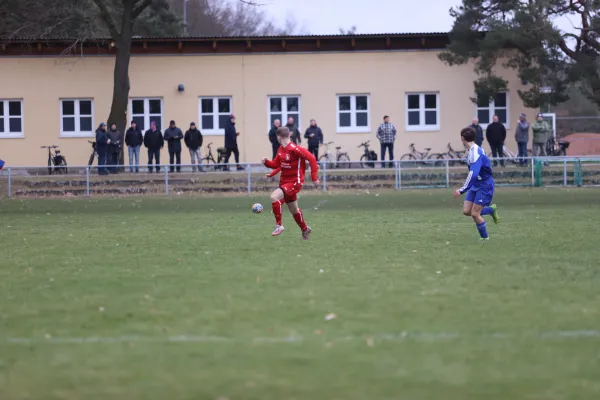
[
  {"x1": 247, "y1": 163, "x2": 251, "y2": 195},
  {"x1": 86, "y1": 166, "x2": 90, "y2": 197},
  {"x1": 165, "y1": 167, "x2": 169, "y2": 195},
  {"x1": 322, "y1": 161, "x2": 327, "y2": 192},
  {"x1": 531, "y1": 157, "x2": 535, "y2": 187},
  {"x1": 394, "y1": 160, "x2": 399, "y2": 190},
  {"x1": 398, "y1": 160, "x2": 402, "y2": 190},
  {"x1": 445, "y1": 159, "x2": 450, "y2": 188},
  {"x1": 7, "y1": 168, "x2": 11, "y2": 198},
  {"x1": 563, "y1": 159, "x2": 567, "y2": 186}
]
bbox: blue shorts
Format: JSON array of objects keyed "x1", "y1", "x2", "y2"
[{"x1": 465, "y1": 180, "x2": 495, "y2": 206}]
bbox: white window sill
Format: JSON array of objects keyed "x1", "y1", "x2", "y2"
[
  {"x1": 0, "y1": 133, "x2": 24, "y2": 139},
  {"x1": 336, "y1": 127, "x2": 371, "y2": 134},
  {"x1": 202, "y1": 130, "x2": 225, "y2": 136},
  {"x1": 405, "y1": 125, "x2": 440, "y2": 132},
  {"x1": 60, "y1": 132, "x2": 94, "y2": 138}
]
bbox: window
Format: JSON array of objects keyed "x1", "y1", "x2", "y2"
[
  {"x1": 336, "y1": 94, "x2": 370, "y2": 133},
  {"x1": 405, "y1": 93, "x2": 440, "y2": 131},
  {"x1": 476, "y1": 92, "x2": 508, "y2": 127},
  {"x1": 199, "y1": 97, "x2": 232, "y2": 135},
  {"x1": 129, "y1": 98, "x2": 163, "y2": 132},
  {"x1": 268, "y1": 96, "x2": 301, "y2": 130},
  {"x1": 0, "y1": 100, "x2": 24, "y2": 138},
  {"x1": 60, "y1": 99, "x2": 94, "y2": 137}
]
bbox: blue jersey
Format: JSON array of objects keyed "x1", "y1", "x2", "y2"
[{"x1": 459, "y1": 144, "x2": 493, "y2": 194}]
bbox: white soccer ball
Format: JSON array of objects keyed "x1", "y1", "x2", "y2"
[{"x1": 252, "y1": 203, "x2": 263, "y2": 214}]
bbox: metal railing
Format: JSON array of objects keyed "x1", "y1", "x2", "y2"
[{"x1": 0, "y1": 156, "x2": 599, "y2": 198}]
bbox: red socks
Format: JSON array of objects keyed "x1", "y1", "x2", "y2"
[
  {"x1": 293, "y1": 209, "x2": 308, "y2": 232},
  {"x1": 272, "y1": 199, "x2": 284, "y2": 226}
]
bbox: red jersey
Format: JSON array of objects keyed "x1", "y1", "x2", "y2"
[{"x1": 264, "y1": 142, "x2": 319, "y2": 184}]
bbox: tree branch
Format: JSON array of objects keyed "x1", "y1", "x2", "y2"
[
  {"x1": 133, "y1": 0, "x2": 153, "y2": 20},
  {"x1": 91, "y1": 0, "x2": 119, "y2": 38}
]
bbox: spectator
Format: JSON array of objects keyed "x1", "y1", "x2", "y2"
[
  {"x1": 532, "y1": 113, "x2": 550, "y2": 157},
  {"x1": 164, "y1": 120, "x2": 184, "y2": 173},
  {"x1": 376, "y1": 115, "x2": 397, "y2": 168},
  {"x1": 107, "y1": 123, "x2": 121, "y2": 173},
  {"x1": 95, "y1": 122, "x2": 110, "y2": 175},
  {"x1": 485, "y1": 115, "x2": 507, "y2": 167},
  {"x1": 515, "y1": 113, "x2": 530, "y2": 166},
  {"x1": 470, "y1": 118, "x2": 484, "y2": 147},
  {"x1": 269, "y1": 119, "x2": 281, "y2": 159},
  {"x1": 224, "y1": 114, "x2": 243, "y2": 171},
  {"x1": 304, "y1": 119, "x2": 324, "y2": 159},
  {"x1": 285, "y1": 117, "x2": 302, "y2": 145},
  {"x1": 125, "y1": 120, "x2": 143, "y2": 173},
  {"x1": 144, "y1": 121, "x2": 164, "y2": 173},
  {"x1": 184, "y1": 122, "x2": 204, "y2": 172}
]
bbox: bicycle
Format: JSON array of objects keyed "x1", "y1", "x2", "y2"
[
  {"x1": 358, "y1": 141, "x2": 377, "y2": 168},
  {"x1": 399, "y1": 143, "x2": 442, "y2": 167},
  {"x1": 442, "y1": 142, "x2": 467, "y2": 167},
  {"x1": 319, "y1": 142, "x2": 351, "y2": 168},
  {"x1": 87, "y1": 141, "x2": 97, "y2": 166},
  {"x1": 201, "y1": 143, "x2": 227, "y2": 171},
  {"x1": 42, "y1": 145, "x2": 68, "y2": 175},
  {"x1": 546, "y1": 137, "x2": 569, "y2": 157}
]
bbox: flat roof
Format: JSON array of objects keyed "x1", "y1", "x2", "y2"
[{"x1": 0, "y1": 32, "x2": 450, "y2": 56}]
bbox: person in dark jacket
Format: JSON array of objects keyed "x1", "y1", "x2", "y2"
[
  {"x1": 485, "y1": 115, "x2": 507, "y2": 167},
  {"x1": 107, "y1": 123, "x2": 122, "y2": 174},
  {"x1": 304, "y1": 119, "x2": 324, "y2": 159},
  {"x1": 144, "y1": 121, "x2": 164, "y2": 173},
  {"x1": 470, "y1": 118, "x2": 484, "y2": 147},
  {"x1": 285, "y1": 117, "x2": 302, "y2": 145},
  {"x1": 224, "y1": 114, "x2": 243, "y2": 171},
  {"x1": 164, "y1": 120, "x2": 184, "y2": 173},
  {"x1": 125, "y1": 120, "x2": 143, "y2": 173},
  {"x1": 268, "y1": 119, "x2": 281, "y2": 158},
  {"x1": 184, "y1": 122, "x2": 204, "y2": 172},
  {"x1": 95, "y1": 122, "x2": 110, "y2": 175}
]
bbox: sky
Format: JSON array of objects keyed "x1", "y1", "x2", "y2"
[
  {"x1": 262, "y1": 0, "x2": 462, "y2": 34},
  {"x1": 261, "y1": 0, "x2": 576, "y2": 35}
]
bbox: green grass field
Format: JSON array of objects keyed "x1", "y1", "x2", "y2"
[{"x1": 1, "y1": 189, "x2": 600, "y2": 400}]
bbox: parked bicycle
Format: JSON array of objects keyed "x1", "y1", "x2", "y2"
[
  {"x1": 319, "y1": 142, "x2": 351, "y2": 168},
  {"x1": 399, "y1": 143, "x2": 442, "y2": 167},
  {"x1": 441, "y1": 142, "x2": 467, "y2": 167},
  {"x1": 358, "y1": 141, "x2": 377, "y2": 168},
  {"x1": 87, "y1": 141, "x2": 97, "y2": 166},
  {"x1": 42, "y1": 145, "x2": 68, "y2": 175},
  {"x1": 546, "y1": 137, "x2": 569, "y2": 156},
  {"x1": 201, "y1": 143, "x2": 228, "y2": 171}
]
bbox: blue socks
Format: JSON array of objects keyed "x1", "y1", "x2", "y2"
[
  {"x1": 476, "y1": 221, "x2": 488, "y2": 239},
  {"x1": 480, "y1": 206, "x2": 493, "y2": 216}
]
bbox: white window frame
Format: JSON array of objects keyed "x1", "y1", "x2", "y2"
[
  {"x1": 198, "y1": 96, "x2": 233, "y2": 135},
  {"x1": 129, "y1": 97, "x2": 164, "y2": 133},
  {"x1": 0, "y1": 99, "x2": 24, "y2": 139},
  {"x1": 267, "y1": 95, "x2": 302, "y2": 131},
  {"x1": 405, "y1": 92, "x2": 440, "y2": 132},
  {"x1": 60, "y1": 99, "x2": 95, "y2": 138},
  {"x1": 476, "y1": 92, "x2": 509, "y2": 129},
  {"x1": 336, "y1": 94, "x2": 371, "y2": 133}
]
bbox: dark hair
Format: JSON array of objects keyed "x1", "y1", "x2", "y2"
[
  {"x1": 384, "y1": 115, "x2": 389, "y2": 120},
  {"x1": 276, "y1": 126, "x2": 290, "y2": 138},
  {"x1": 461, "y1": 127, "x2": 476, "y2": 143}
]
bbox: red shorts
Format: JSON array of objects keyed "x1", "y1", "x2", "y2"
[{"x1": 279, "y1": 181, "x2": 303, "y2": 203}]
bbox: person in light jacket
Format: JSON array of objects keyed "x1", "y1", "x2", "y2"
[
  {"x1": 515, "y1": 113, "x2": 530, "y2": 166},
  {"x1": 531, "y1": 113, "x2": 550, "y2": 157}
]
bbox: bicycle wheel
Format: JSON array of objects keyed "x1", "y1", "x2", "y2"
[
  {"x1": 426, "y1": 153, "x2": 443, "y2": 167},
  {"x1": 337, "y1": 154, "x2": 350, "y2": 169},
  {"x1": 47, "y1": 156, "x2": 53, "y2": 175},
  {"x1": 319, "y1": 154, "x2": 333, "y2": 169},
  {"x1": 60, "y1": 158, "x2": 68, "y2": 175},
  {"x1": 399, "y1": 153, "x2": 416, "y2": 168},
  {"x1": 88, "y1": 152, "x2": 95, "y2": 166},
  {"x1": 201, "y1": 158, "x2": 215, "y2": 172}
]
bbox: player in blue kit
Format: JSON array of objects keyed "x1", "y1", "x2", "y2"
[{"x1": 453, "y1": 127, "x2": 500, "y2": 240}]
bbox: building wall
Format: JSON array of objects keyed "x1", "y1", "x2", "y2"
[{"x1": 0, "y1": 51, "x2": 534, "y2": 167}]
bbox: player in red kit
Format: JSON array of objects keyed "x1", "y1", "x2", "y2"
[{"x1": 262, "y1": 126, "x2": 320, "y2": 239}]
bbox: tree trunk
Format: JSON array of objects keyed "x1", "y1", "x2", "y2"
[{"x1": 106, "y1": 3, "x2": 134, "y2": 168}]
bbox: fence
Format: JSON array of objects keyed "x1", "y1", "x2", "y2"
[{"x1": 0, "y1": 157, "x2": 599, "y2": 198}]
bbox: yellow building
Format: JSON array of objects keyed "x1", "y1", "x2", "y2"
[{"x1": 0, "y1": 33, "x2": 534, "y2": 167}]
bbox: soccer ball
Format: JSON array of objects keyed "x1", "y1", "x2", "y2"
[{"x1": 252, "y1": 203, "x2": 263, "y2": 214}]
